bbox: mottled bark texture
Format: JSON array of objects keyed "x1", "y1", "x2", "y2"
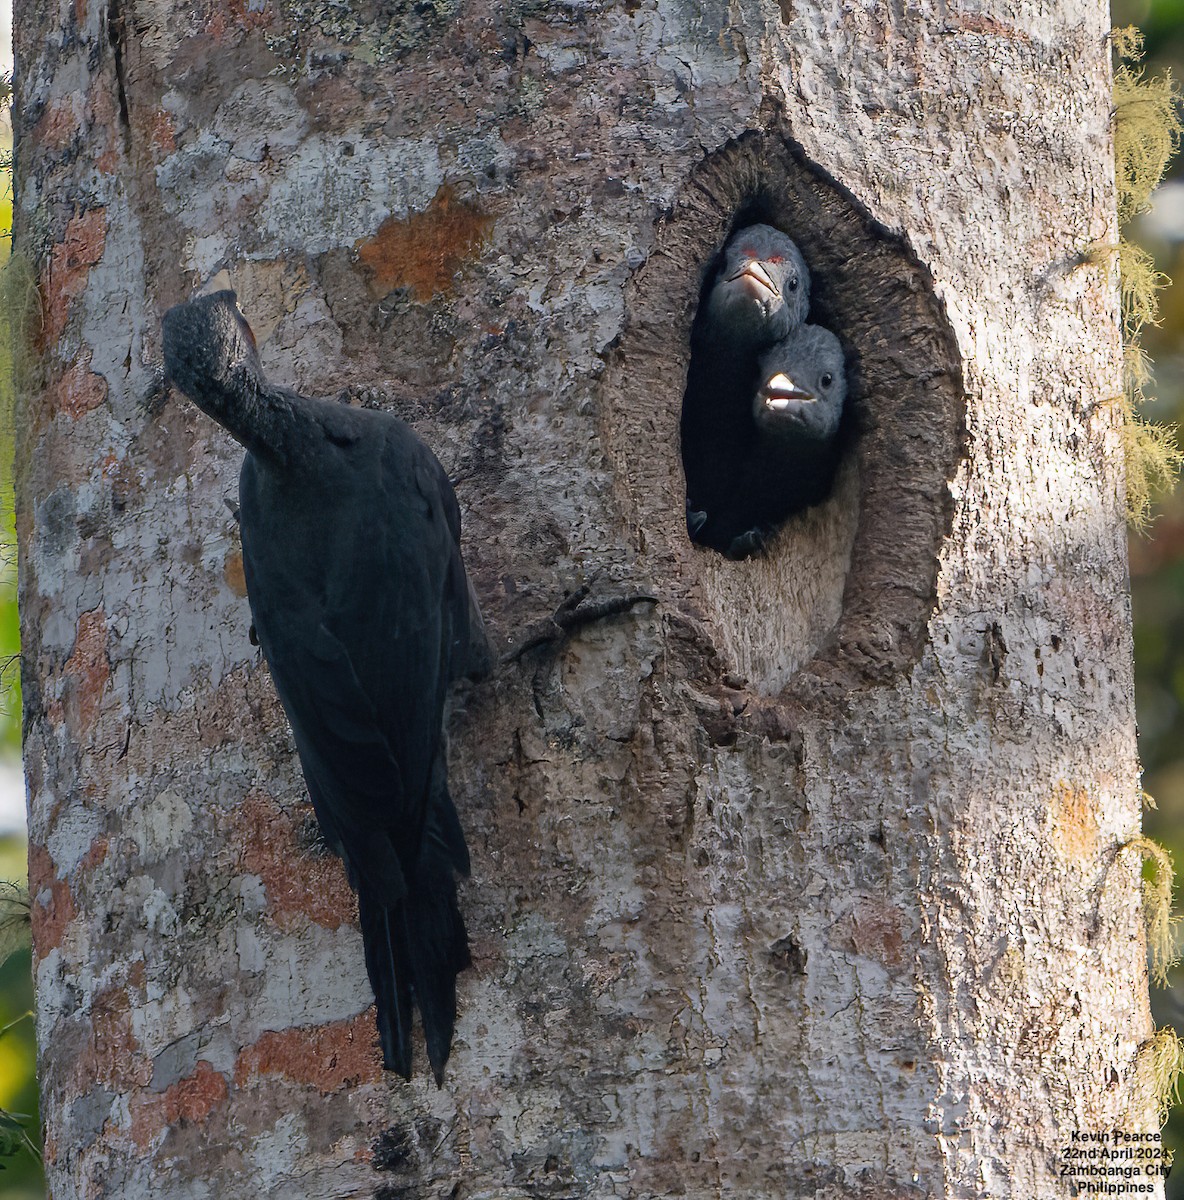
[{"x1": 14, "y1": 0, "x2": 1154, "y2": 1196}]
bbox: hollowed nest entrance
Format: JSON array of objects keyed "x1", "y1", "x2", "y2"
[{"x1": 601, "y1": 129, "x2": 965, "y2": 695}]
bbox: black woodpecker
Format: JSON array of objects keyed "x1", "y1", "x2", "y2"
[
  {"x1": 692, "y1": 323, "x2": 848, "y2": 559},
  {"x1": 162, "y1": 290, "x2": 487, "y2": 1084},
  {"x1": 680, "y1": 224, "x2": 811, "y2": 548}
]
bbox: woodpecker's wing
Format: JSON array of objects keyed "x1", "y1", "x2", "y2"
[{"x1": 239, "y1": 411, "x2": 473, "y2": 900}]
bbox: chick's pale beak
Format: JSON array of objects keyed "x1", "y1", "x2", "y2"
[
  {"x1": 728, "y1": 259, "x2": 779, "y2": 300},
  {"x1": 763, "y1": 371, "x2": 816, "y2": 410}
]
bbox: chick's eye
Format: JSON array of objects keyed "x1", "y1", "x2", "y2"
[
  {"x1": 786, "y1": 276, "x2": 798, "y2": 291},
  {"x1": 820, "y1": 372, "x2": 833, "y2": 388}
]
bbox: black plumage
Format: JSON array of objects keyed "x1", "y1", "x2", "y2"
[
  {"x1": 691, "y1": 323, "x2": 848, "y2": 559},
  {"x1": 680, "y1": 224, "x2": 811, "y2": 549},
  {"x1": 162, "y1": 290, "x2": 486, "y2": 1083}
]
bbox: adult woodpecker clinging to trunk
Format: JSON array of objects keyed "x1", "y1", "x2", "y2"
[{"x1": 162, "y1": 289, "x2": 487, "y2": 1084}]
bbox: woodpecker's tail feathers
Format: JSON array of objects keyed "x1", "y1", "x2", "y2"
[
  {"x1": 426, "y1": 760, "x2": 471, "y2": 878},
  {"x1": 356, "y1": 886, "x2": 415, "y2": 1079},
  {"x1": 356, "y1": 827, "x2": 470, "y2": 1083},
  {"x1": 404, "y1": 832, "x2": 471, "y2": 1085}
]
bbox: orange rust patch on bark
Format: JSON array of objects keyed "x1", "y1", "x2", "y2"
[
  {"x1": 237, "y1": 790, "x2": 354, "y2": 929},
  {"x1": 81, "y1": 833, "x2": 109, "y2": 870},
  {"x1": 87, "y1": 984, "x2": 152, "y2": 1090},
  {"x1": 166, "y1": 1060, "x2": 229, "y2": 1122},
  {"x1": 92, "y1": 88, "x2": 121, "y2": 175},
  {"x1": 129, "y1": 1061, "x2": 230, "y2": 1149},
  {"x1": 206, "y1": 0, "x2": 270, "y2": 41},
  {"x1": 845, "y1": 897, "x2": 905, "y2": 967},
  {"x1": 48, "y1": 359, "x2": 108, "y2": 420},
  {"x1": 148, "y1": 109, "x2": 176, "y2": 156},
  {"x1": 40, "y1": 207, "x2": 107, "y2": 348},
  {"x1": 35, "y1": 97, "x2": 83, "y2": 154},
  {"x1": 53, "y1": 608, "x2": 111, "y2": 735},
  {"x1": 28, "y1": 841, "x2": 77, "y2": 955},
  {"x1": 234, "y1": 1012, "x2": 382, "y2": 1093},
  {"x1": 223, "y1": 550, "x2": 248, "y2": 597},
  {"x1": 356, "y1": 186, "x2": 494, "y2": 301},
  {"x1": 1051, "y1": 782, "x2": 1100, "y2": 860},
  {"x1": 30, "y1": 877, "x2": 75, "y2": 955},
  {"x1": 27, "y1": 842, "x2": 54, "y2": 891},
  {"x1": 128, "y1": 1101, "x2": 160, "y2": 1151}
]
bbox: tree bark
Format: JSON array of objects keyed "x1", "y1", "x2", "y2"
[{"x1": 14, "y1": 0, "x2": 1157, "y2": 1196}]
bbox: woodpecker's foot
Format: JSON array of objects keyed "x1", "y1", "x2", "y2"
[
  {"x1": 686, "y1": 506, "x2": 708, "y2": 539},
  {"x1": 142, "y1": 362, "x2": 171, "y2": 415},
  {"x1": 725, "y1": 527, "x2": 770, "y2": 560},
  {"x1": 503, "y1": 581, "x2": 658, "y2": 663}
]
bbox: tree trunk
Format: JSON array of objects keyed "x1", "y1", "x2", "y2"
[{"x1": 14, "y1": 0, "x2": 1158, "y2": 1195}]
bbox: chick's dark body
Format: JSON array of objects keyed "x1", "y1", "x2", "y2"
[
  {"x1": 680, "y1": 224, "x2": 812, "y2": 555},
  {"x1": 681, "y1": 338, "x2": 762, "y2": 544},
  {"x1": 688, "y1": 322, "x2": 848, "y2": 559}
]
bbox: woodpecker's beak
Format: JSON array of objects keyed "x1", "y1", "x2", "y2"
[
  {"x1": 728, "y1": 259, "x2": 779, "y2": 300},
  {"x1": 235, "y1": 303, "x2": 259, "y2": 351},
  {"x1": 762, "y1": 372, "x2": 816, "y2": 410}
]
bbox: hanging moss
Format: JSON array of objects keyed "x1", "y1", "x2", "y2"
[
  {"x1": 1126, "y1": 833, "x2": 1179, "y2": 986},
  {"x1": 1110, "y1": 28, "x2": 1184, "y2": 528},
  {"x1": 1114, "y1": 28, "x2": 1181, "y2": 225},
  {"x1": 1144, "y1": 1027, "x2": 1184, "y2": 1125}
]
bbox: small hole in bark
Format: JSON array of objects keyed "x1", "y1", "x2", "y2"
[
  {"x1": 600, "y1": 125, "x2": 965, "y2": 695},
  {"x1": 770, "y1": 932, "x2": 807, "y2": 975},
  {"x1": 372, "y1": 1125, "x2": 414, "y2": 1171}
]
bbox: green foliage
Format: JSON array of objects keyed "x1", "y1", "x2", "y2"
[
  {"x1": 0, "y1": 1106, "x2": 40, "y2": 1169},
  {"x1": 0, "y1": 837, "x2": 40, "y2": 1193},
  {"x1": 0, "y1": 101, "x2": 39, "y2": 1195},
  {"x1": 1111, "y1": 28, "x2": 1184, "y2": 527},
  {"x1": 0, "y1": 148, "x2": 28, "y2": 757},
  {"x1": 0, "y1": 881, "x2": 29, "y2": 969}
]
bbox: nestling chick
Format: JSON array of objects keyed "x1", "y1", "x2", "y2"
[
  {"x1": 689, "y1": 323, "x2": 848, "y2": 559},
  {"x1": 682, "y1": 225, "x2": 813, "y2": 550},
  {"x1": 699, "y1": 224, "x2": 811, "y2": 349}
]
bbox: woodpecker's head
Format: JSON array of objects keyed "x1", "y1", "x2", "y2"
[
  {"x1": 702, "y1": 224, "x2": 810, "y2": 348},
  {"x1": 752, "y1": 324, "x2": 846, "y2": 443},
  {"x1": 163, "y1": 290, "x2": 262, "y2": 416}
]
